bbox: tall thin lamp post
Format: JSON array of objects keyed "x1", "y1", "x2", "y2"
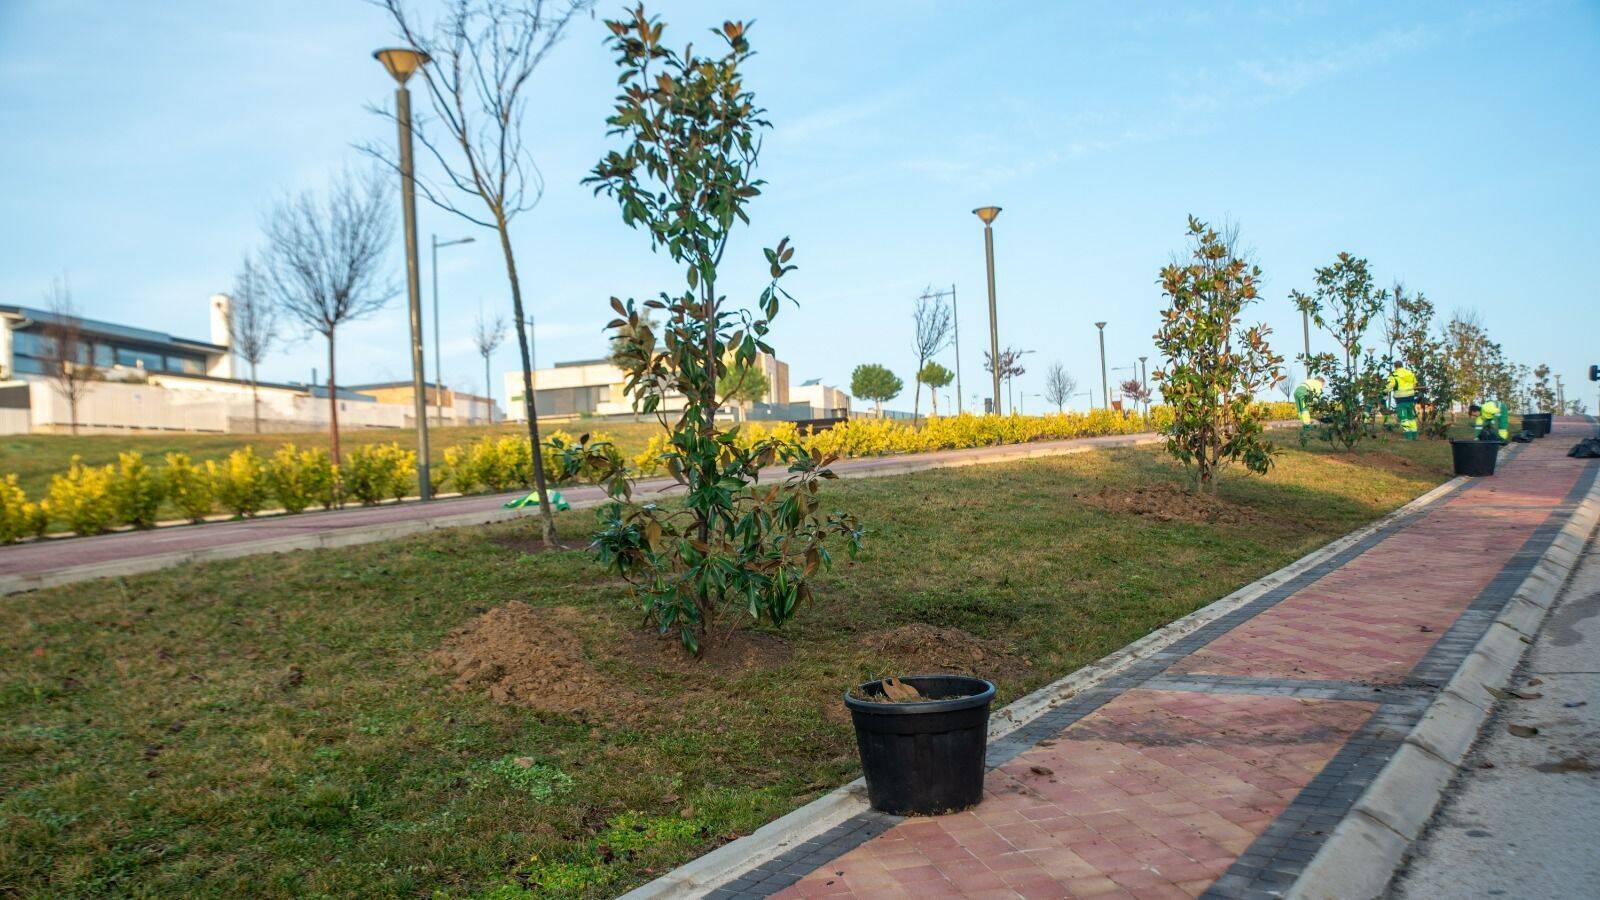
[
  {"x1": 374, "y1": 46, "x2": 433, "y2": 501},
  {"x1": 1302, "y1": 308, "x2": 1312, "y2": 377},
  {"x1": 973, "y1": 206, "x2": 1002, "y2": 416},
  {"x1": 1139, "y1": 355, "x2": 1149, "y2": 415},
  {"x1": 430, "y1": 234, "x2": 474, "y2": 426},
  {"x1": 1095, "y1": 321, "x2": 1109, "y2": 410},
  {"x1": 950, "y1": 282, "x2": 963, "y2": 415}
]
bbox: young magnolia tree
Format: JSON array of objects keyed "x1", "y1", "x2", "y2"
[
  {"x1": 1152, "y1": 217, "x2": 1283, "y2": 491},
  {"x1": 1390, "y1": 286, "x2": 1454, "y2": 437},
  {"x1": 575, "y1": 7, "x2": 862, "y2": 653},
  {"x1": 1530, "y1": 364, "x2": 1556, "y2": 412},
  {"x1": 1292, "y1": 252, "x2": 1387, "y2": 449}
]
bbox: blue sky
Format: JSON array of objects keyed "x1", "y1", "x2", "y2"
[{"x1": 2, "y1": 1, "x2": 1597, "y2": 413}]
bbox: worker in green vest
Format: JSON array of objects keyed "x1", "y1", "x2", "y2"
[
  {"x1": 1387, "y1": 363, "x2": 1419, "y2": 440},
  {"x1": 1469, "y1": 401, "x2": 1509, "y2": 441},
  {"x1": 1294, "y1": 376, "x2": 1325, "y2": 440}
]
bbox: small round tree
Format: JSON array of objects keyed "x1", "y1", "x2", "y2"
[
  {"x1": 1153, "y1": 217, "x2": 1284, "y2": 491},
  {"x1": 917, "y1": 362, "x2": 954, "y2": 416},
  {"x1": 851, "y1": 364, "x2": 903, "y2": 417}
]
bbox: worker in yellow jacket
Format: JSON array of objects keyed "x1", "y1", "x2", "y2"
[
  {"x1": 1469, "y1": 401, "x2": 1509, "y2": 441},
  {"x1": 1294, "y1": 376, "x2": 1324, "y2": 440},
  {"x1": 1387, "y1": 364, "x2": 1418, "y2": 440}
]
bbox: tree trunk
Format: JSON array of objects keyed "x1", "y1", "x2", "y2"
[
  {"x1": 912, "y1": 358, "x2": 922, "y2": 424},
  {"x1": 250, "y1": 359, "x2": 261, "y2": 434},
  {"x1": 484, "y1": 354, "x2": 493, "y2": 424},
  {"x1": 497, "y1": 222, "x2": 557, "y2": 545},
  {"x1": 698, "y1": 268, "x2": 717, "y2": 544},
  {"x1": 929, "y1": 388, "x2": 937, "y2": 417},
  {"x1": 326, "y1": 328, "x2": 341, "y2": 465}
]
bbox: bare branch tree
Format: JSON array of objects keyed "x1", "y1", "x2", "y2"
[
  {"x1": 227, "y1": 255, "x2": 280, "y2": 434},
  {"x1": 910, "y1": 286, "x2": 953, "y2": 423},
  {"x1": 367, "y1": 0, "x2": 593, "y2": 544},
  {"x1": 38, "y1": 275, "x2": 97, "y2": 434},
  {"x1": 261, "y1": 168, "x2": 397, "y2": 463},
  {"x1": 471, "y1": 308, "x2": 506, "y2": 423},
  {"x1": 1043, "y1": 362, "x2": 1076, "y2": 413}
]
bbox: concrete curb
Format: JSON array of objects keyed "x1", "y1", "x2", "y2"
[
  {"x1": 0, "y1": 427, "x2": 1288, "y2": 598},
  {"x1": 620, "y1": 473, "x2": 1470, "y2": 899},
  {"x1": 1289, "y1": 457, "x2": 1600, "y2": 900}
]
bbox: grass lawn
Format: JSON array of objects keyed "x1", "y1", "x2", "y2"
[
  {"x1": 0, "y1": 420, "x2": 667, "y2": 501},
  {"x1": 0, "y1": 434, "x2": 1452, "y2": 897}
]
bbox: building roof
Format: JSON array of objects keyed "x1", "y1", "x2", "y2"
[{"x1": 0, "y1": 304, "x2": 227, "y2": 353}]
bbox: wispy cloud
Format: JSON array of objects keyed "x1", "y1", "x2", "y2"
[{"x1": 1237, "y1": 24, "x2": 1436, "y2": 94}]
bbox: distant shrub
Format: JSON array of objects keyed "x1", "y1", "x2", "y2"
[
  {"x1": 161, "y1": 452, "x2": 215, "y2": 523},
  {"x1": 207, "y1": 447, "x2": 272, "y2": 517},
  {"x1": 338, "y1": 443, "x2": 414, "y2": 505},
  {"x1": 267, "y1": 444, "x2": 336, "y2": 513},
  {"x1": 46, "y1": 456, "x2": 117, "y2": 536},
  {"x1": 108, "y1": 451, "x2": 165, "y2": 528},
  {"x1": 0, "y1": 474, "x2": 42, "y2": 543}
]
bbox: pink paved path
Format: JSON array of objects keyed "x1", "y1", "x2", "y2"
[
  {"x1": 0, "y1": 430, "x2": 1170, "y2": 588},
  {"x1": 754, "y1": 420, "x2": 1596, "y2": 900}
]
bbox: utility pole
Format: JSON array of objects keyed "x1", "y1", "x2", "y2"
[
  {"x1": 951, "y1": 282, "x2": 962, "y2": 415},
  {"x1": 431, "y1": 234, "x2": 474, "y2": 427},
  {"x1": 1095, "y1": 322, "x2": 1109, "y2": 409},
  {"x1": 1556, "y1": 374, "x2": 1565, "y2": 412}
]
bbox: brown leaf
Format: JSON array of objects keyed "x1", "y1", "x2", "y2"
[{"x1": 1508, "y1": 724, "x2": 1539, "y2": 738}]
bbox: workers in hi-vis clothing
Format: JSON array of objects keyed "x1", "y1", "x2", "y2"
[
  {"x1": 1294, "y1": 377, "x2": 1325, "y2": 439},
  {"x1": 1387, "y1": 363, "x2": 1418, "y2": 440},
  {"x1": 1469, "y1": 401, "x2": 1509, "y2": 441}
]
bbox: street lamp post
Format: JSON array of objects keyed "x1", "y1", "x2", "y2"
[
  {"x1": 374, "y1": 46, "x2": 433, "y2": 501},
  {"x1": 430, "y1": 234, "x2": 475, "y2": 426},
  {"x1": 1095, "y1": 321, "x2": 1108, "y2": 410},
  {"x1": 1139, "y1": 355, "x2": 1149, "y2": 415},
  {"x1": 1301, "y1": 308, "x2": 1312, "y2": 377},
  {"x1": 973, "y1": 206, "x2": 1002, "y2": 416}
]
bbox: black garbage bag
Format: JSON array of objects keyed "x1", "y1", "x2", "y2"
[
  {"x1": 1512, "y1": 431, "x2": 1533, "y2": 443},
  {"x1": 1569, "y1": 438, "x2": 1600, "y2": 459}
]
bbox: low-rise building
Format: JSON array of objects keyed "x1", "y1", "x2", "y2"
[
  {"x1": 504, "y1": 353, "x2": 792, "y2": 421},
  {"x1": 790, "y1": 379, "x2": 850, "y2": 418},
  {"x1": 349, "y1": 381, "x2": 501, "y2": 425}
]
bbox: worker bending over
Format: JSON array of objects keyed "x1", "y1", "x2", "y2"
[
  {"x1": 1387, "y1": 363, "x2": 1418, "y2": 440},
  {"x1": 1469, "y1": 401, "x2": 1509, "y2": 442}
]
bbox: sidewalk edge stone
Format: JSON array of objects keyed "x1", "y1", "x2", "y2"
[{"x1": 1288, "y1": 455, "x2": 1600, "y2": 900}]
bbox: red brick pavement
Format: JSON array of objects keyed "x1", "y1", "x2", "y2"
[
  {"x1": 775, "y1": 691, "x2": 1372, "y2": 899},
  {"x1": 763, "y1": 424, "x2": 1592, "y2": 899}
]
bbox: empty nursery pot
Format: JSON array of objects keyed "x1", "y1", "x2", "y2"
[
  {"x1": 845, "y1": 675, "x2": 995, "y2": 816},
  {"x1": 1451, "y1": 439, "x2": 1502, "y2": 477},
  {"x1": 1522, "y1": 413, "x2": 1552, "y2": 438}
]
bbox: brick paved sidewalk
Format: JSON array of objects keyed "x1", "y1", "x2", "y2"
[{"x1": 709, "y1": 422, "x2": 1598, "y2": 900}]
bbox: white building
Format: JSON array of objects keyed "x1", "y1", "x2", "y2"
[
  {"x1": 791, "y1": 379, "x2": 850, "y2": 418},
  {"x1": 504, "y1": 353, "x2": 793, "y2": 421}
]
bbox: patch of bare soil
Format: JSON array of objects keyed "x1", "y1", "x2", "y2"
[
  {"x1": 1351, "y1": 450, "x2": 1428, "y2": 478},
  {"x1": 862, "y1": 624, "x2": 1031, "y2": 681},
  {"x1": 616, "y1": 624, "x2": 793, "y2": 675},
  {"x1": 1076, "y1": 482, "x2": 1259, "y2": 525},
  {"x1": 429, "y1": 602, "x2": 644, "y2": 722},
  {"x1": 487, "y1": 534, "x2": 591, "y2": 556}
]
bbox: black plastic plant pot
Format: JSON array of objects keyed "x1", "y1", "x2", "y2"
[
  {"x1": 1450, "y1": 439, "x2": 1502, "y2": 477},
  {"x1": 1523, "y1": 414, "x2": 1552, "y2": 438},
  {"x1": 844, "y1": 675, "x2": 996, "y2": 816}
]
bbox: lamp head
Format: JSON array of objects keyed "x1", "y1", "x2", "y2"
[
  {"x1": 1095, "y1": 321, "x2": 1107, "y2": 330},
  {"x1": 972, "y1": 206, "x2": 1002, "y2": 225},
  {"x1": 373, "y1": 47, "x2": 430, "y2": 85}
]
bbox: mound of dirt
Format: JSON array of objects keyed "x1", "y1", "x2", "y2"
[
  {"x1": 862, "y1": 624, "x2": 1030, "y2": 681},
  {"x1": 429, "y1": 602, "x2": 643, "y2": 722},
  {"x1": 1076, "y1": 482, "x2": 1256, "y2": 525}
]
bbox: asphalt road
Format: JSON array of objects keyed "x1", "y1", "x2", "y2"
[{"x1": 1390, "y1": 534, "x2": 1600, "y2": 898}]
